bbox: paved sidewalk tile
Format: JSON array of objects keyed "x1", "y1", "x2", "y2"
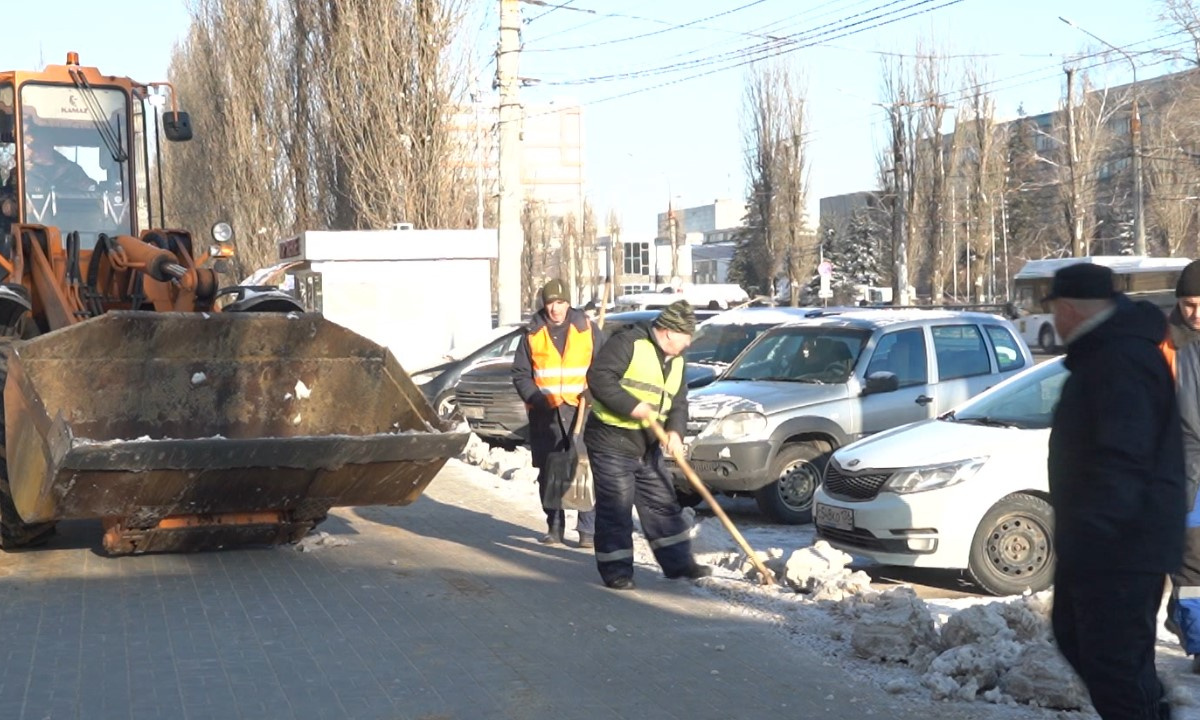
[{"x1": 0, "y1": 459, "x2": 981, "y2": 720}]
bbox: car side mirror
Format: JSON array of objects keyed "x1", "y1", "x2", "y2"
[
  {"x1": 863, "y1": 371, "x2": 899, "y2": 395},
  {"x1": 162, "y1": 111, "x2": 193, "y2": 142}
]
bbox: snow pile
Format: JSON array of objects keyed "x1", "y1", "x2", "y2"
[
  {"x1": 448, "y1": 441, "x2": 1200, "y2": 716},
  {"x1": 458, "y1": 433, "x2": 539, "y2": 483},
  {"x1": 294, "y1": 531, "x2": 355, "y2": 552}
]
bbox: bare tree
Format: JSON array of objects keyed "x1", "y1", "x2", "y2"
[
  {"x1": 573, "y1": 202, "x2": 598, "y2": 304},
  {"x1": 1143, "y1": 71, "x2": 1200, "y2": 256},
  {"x1": 914, "y1": 49, "x2": 956, "y2": 303},
  {"x1": 732, "y1": 61, "x2": 809, "y2": 299},
  {"x1": 879, "y1": 55, "x2": 922, "y2": 303},
  {"x1": 165, "y1": 0, "x2": 479, "y2": 280},
  {"x1": 1160, "y1": 0, "x2": 1200, "y2": 64},
  {"x1": 607, "y1": 210, "x2": 624, "y2": 299},
  {"x1": 1058, "y1": 75, "x2": 1120, "y2": 255},
  {"x1": 520, "y1": 199, "x2": 553, "y2": 313},
  {"x1": 960, "y1": 65, "x2": 1006, "y2": 301}
]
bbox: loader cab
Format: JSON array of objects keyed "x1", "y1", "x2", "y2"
[{"x1": 2, "y1": 81, "x2": 134, "y2": 250}]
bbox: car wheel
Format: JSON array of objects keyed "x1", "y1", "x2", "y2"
[
  {"x1": 754, "y1": 441, "x2": 831, "y2": 525},
  {"x1": 1037, "y1": 324, "x2": 1057, "y2": 354},
  {"x1": 967, "y1": 493, "x2": 1055, "y2": 596},
  {"x1": 434, "y1": 390, "x2": 460, "y2": 422}
]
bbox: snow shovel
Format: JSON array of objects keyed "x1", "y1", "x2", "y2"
[
  {"x1": 542, "y1": 400, "x2": 594, "y2": 511},
  {"x1": 647, "y1": 418, "x2": 776, "y2": 586}
]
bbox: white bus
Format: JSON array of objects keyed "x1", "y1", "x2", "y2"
[{"x1": 1011, "y1": 256, "x2": 1191, "y2": 352}]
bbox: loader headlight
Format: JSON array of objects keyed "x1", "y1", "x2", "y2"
[
  {"x1": 705, "y1": 411, "x2": 767, "y2": 441},
  {"x1": 211, "y1": 222, "x2": 234, "y2": 244},
  {"x1": 884, "y1": 457, "x2": 988, "y2": 494}
]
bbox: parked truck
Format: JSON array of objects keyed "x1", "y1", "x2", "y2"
[{"x1": 0, "y1": 54, "x2": 466, "y2": 554}]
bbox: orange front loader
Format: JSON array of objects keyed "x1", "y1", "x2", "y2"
[{"x1": 0, "y1": 54, "x2": 466, "y2": 554}]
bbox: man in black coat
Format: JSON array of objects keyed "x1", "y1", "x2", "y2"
[
  {"x1": 584, "y1": 300, "x2": 710, "y2": 591},
  {"x1": 1046, "y1": 263, "x2": 1184, "y2": 720},
  {"x1": 511, "y1": 279, "x2": 601, "y2": 547}
]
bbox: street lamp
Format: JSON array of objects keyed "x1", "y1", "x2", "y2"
[{"x1": 1059, "y1": 16, "x2": 1146, "y2": 256}]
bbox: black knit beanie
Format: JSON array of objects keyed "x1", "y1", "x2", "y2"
[
  {"x1": 654, "y1": 300, "x2": 696, "y2": 334},
  {"x1": 1178, "y1": 260, "x2": 1200, "y2": 297}
]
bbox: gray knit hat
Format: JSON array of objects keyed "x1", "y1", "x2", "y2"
[{"x1": 654, "y1": 300, "x2": 696, "y2": 334}]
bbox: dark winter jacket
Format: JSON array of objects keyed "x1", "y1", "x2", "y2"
[
  {"x1": 1048, "y1": 294, "x2": 1185, "y2": 576},
  {"x1": 1170, "y1": 339, "x2": 1200, "y2": 652},
  {"x1": 511, "y1": 307, "x2": 602, "y2": 466},
  {"x1": 584, "y1": 323, "x2": 688, "y2": 458},
  {"x1": 1160, "y1": 305, "x2": 1200, "y2": 379}
]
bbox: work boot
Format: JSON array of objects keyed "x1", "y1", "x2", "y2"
[
  {"x1": 577, "y1": 532, "x2": 594, "y2": 549},
  {"x1": 605, "y1": 577, "x2": 636, "y2": 591},
  {"x1": 665, "y1": 563, "x2": 713, "y2": 580},
  {"x1": 539, "y1": 527, "x2": 564, "y2": 546}
]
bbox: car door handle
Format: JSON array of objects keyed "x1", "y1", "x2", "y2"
[{"x1": 915, "y1": 394, "x2": 933, "y2": 406}]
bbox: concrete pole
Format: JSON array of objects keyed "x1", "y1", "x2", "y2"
[
  {"x1": 1065, "y1": 67, "x2": 1085, "y2": 257},
  {"x1": 496, "y1": 0, "x2": 523, "y2": 324},
  {"x1": 889, "y1": 104, "x2": 909, "y2": 306},
  {"x1": 1131, "y1": 90, "x2": 1146, "y2": 255}
]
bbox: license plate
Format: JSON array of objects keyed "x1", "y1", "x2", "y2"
[
  {"x1": 815, "y1": 503, "x2": 853, "y2": 532},
  {"x1": 461, "y1": 406, "x2": 484, "y2": 420}
]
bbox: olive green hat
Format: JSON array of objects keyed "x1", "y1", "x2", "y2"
[
  {"x1": 540, "y1": 279, "x2": 568, "y2": 306},
  {"x1": 654, "y1": 299, "x2": 696, "y2": 334}
]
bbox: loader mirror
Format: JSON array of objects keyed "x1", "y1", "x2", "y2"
[{"x1": 162, "y1": 111, "x2": 193, "y2": 142}]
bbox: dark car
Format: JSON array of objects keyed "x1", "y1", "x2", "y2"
[
  {"x1": 411, "y1": 326, "x2": 524, "y2": 421},
  {"x1": 455, "y1": 308, "x2": 735, "y2": 445}
]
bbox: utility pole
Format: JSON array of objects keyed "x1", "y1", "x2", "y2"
[
  {"x1": 1131, "y1": 85, "x2": 1146, "y2": 255},
  {"x1": 888, "y1": 103, "x2": 908, "y2": 306},
  {"x1": 496, "y1": 0, "x2": 522, "y2": 324},
  {"x1": 1065, "y1": 67, "x2": 1084, "y2": 257}
]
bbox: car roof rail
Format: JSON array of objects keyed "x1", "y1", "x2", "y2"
[{"x1": 857, "y1": 302, "x2": 1019, "y2": 320}]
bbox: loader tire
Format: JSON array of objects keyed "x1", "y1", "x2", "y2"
[{"x1": 0, "y1": 338, "x2": 56, "y2": 549}]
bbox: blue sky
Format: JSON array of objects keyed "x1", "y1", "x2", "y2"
[
  {"x1": 496, "y1": 0, "x2": 1177, "y2": 237},
  {"x1": 4, "y1": 1, "x2": 1179, "y2": 239}
]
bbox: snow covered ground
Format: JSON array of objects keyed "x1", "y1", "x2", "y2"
[{"x1": 456, "y1": 432, "x2": 1200, "y2": 720}]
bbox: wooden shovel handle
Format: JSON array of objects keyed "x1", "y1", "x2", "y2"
[{"x1": 647, "y1": 419, "x2": 776, "y2": 586}]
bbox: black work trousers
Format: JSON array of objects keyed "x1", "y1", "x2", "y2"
[
  {"x1": 589, "y1": 445, "x2": 693, "y2": 585},
  {"x1": 1051, "y1": 568, "x2": 1170, "y2": 720}
]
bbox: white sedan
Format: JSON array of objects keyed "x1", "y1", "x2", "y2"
[{"x1": 813, "y1": 357, "x2": 1068, "y2": 596}]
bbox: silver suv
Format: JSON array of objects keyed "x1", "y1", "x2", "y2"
[{"x1": 671, "y1": 308, "x2": 1033, "y2": 524}]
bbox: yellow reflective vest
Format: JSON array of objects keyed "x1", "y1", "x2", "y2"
[{"x1": 592, "y1": 337, "x2": 684, "y2": 429}]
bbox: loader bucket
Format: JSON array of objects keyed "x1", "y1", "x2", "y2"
[{"x1": 2, "y1": 311, "x2": 469, "y2": 553}]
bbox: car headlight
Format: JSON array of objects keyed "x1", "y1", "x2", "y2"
[
  {"x1": 884, "y1": 457, "x2": 988, "y2": 494},
  {"x1": 410, "y1": 371, "x2": 437, "y2": 386},
  {"x1": 705, "y1": 411, "x2": 768, "y2": 441}
]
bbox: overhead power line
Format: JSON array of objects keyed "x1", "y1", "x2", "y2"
[
  {"x1": 541, "y1": 0, "x2": 957, "y2": 86},
  {"x1": 525, "y1": 0, "x2": 771, "y2": 52}
]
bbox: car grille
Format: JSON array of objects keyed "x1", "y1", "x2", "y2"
[
  {"x1": 456, "y1": 387, "x2": 511, "y2": 405},
  {"x1": 816, "y1": 526, "x2": 889, "y2": 552},
  {"x1": 822, "y1": 463, "x2": 892, "y2": 500}
]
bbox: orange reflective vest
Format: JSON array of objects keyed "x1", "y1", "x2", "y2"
[{"x1": 528, "y1": 314, "x2": 595, "y2": 408}]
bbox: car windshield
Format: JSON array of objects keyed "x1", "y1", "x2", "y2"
[
  {"x1": 947, "y1": 358, "x2": 1068, "y2": 429},
  {"x1": 686, "y1": 322, "x2": 778, "y2": 366},
  {"x1": 723, "y1": 327, "x2": 868, "y2": 383}
]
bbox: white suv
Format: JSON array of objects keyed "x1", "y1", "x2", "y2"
[{"x1": 672, "y1": 309, "x2": 1033, "y2": 524}]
